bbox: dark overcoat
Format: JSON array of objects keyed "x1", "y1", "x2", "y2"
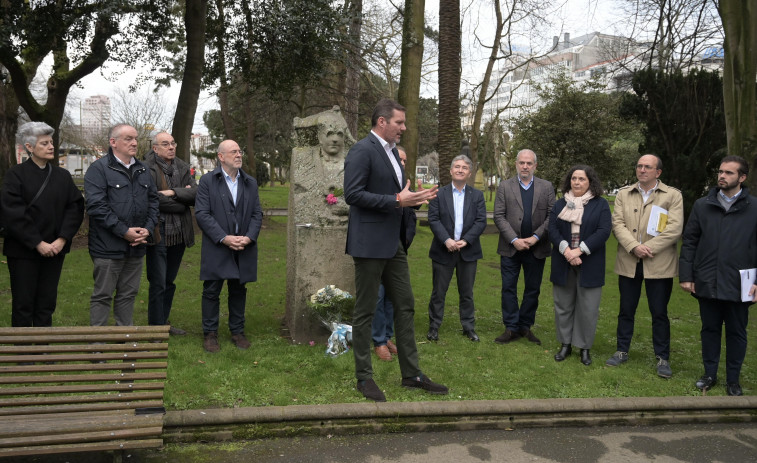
[{"x1": 195, "y1": 165, "x2": 263, "y2": 284}]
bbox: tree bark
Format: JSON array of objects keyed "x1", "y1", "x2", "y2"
[
  {"x1": 437, "y1": 0, "x2": 461, "y2": 186},
  {"x1": 172, "y1": 0, "x2": 209, "y2": 163},
  {"x1": 718, "y1": 0, "x2": 757, "y2": 190},
  {"x1": 397, "y1": 0, "x2": 425, "y2": 186},
  {"x1": 468, "y1": 0, "x2": 505, "y2": 187},
  {"x1": 343, "y1": 0, "x2": 363, "y2": 139}
]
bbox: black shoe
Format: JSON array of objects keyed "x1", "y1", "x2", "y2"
[
  {"x1": 401, "y1": 374, "x2": 448, "y2": 395},
  {"x1": 695, "y1": 375, "x2": 717, "y2": 391},
  {"x1": 169, "y1": 325, "x2": 187, "y2": 336},
  {"x1": 426, "y1": 328, "x2": 439, "y2": 341},
  {"x1": 357, "y1": 379, "x2": 386, "y2": 402},
  {"x1": 727, "y1": 383, "x2": 743, "y2": 396},
  {"x1": 554, "y1": 344, "x2": 571, "y2": 361},
  {"x1": 519, "y1": 328, "x2": 541, "y2": 345},
  {"x1": 494, "y1": 329, "x2": 521, "y2": 344},
  {"x1": 463, "y1": 329, "x2": 480, "y2": 342},
  {"x1": 580, "y1": 349, "x2": 592, "y2": 366}
]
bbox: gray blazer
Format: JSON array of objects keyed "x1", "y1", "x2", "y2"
[{"x1": 493, "y1": 176, "x2": 555, "y2": 259}]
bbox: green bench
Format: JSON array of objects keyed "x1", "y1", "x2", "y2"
[{"x1": 0, "y1": 326, "x2": 169, "y2": 461}]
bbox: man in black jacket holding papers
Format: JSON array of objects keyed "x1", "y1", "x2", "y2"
[{"x1": 680, "y1": 155, "x2": 757, "y2": 396}]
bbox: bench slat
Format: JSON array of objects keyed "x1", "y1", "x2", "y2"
[
  {"x1": 0, "y1": 426, "x2": 163, "y2": 448},
  {"x1": 0, "y1": 326, "x2": 169, "y2": 336},
  {"x1": 0, "y1": 352, "x2": 168, "y2": 364},
  {"x1": 0, "y1": 343, "x2": 168, "y2": 354},
  {"x1": 1, "y1": 414, "x2": 163, "y2": 438},
  {"x1": 0, "y1": 438, "x2": 164, "y2": 457},
  {"x1": 0, "y1": 372, "x2": 167, "y2": 385},
  {"x1": 0, "y1": 382, "x2": 165, "y2": 396},
  {"x1": 0, "y1": 401, "x2": 165, "y2": 417},
  {"x1": 0, "y1": 361, "x2": 167, "y2": 374}
]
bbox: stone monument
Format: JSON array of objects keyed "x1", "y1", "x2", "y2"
[{"x1": 285, "y1": 106, "x2": 356, "y2": 343}]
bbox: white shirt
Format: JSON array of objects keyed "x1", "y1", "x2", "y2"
[
  {"x1": 452, "y1": 184, "x2": 465, "y2": 241},
  {"x1": 371, "y1": 130, "x2": 402, "y2": 186}
]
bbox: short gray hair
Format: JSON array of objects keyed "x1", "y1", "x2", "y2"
[
  {"x1": 109, "y1": 123, "x2": 134, "y2": 140},
  {"x1": 517, "y1": 149, "x2": 537, "y2": 164},
  {"x1": 16, "y1": 121, "x2": 54, "y2": 150},
  {"x1": 450, "y1": 154, "x2": 472, "y2": 170}
]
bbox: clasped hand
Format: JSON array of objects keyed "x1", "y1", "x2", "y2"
[{"x1": 223, "y1": 235, "x2": 251, "y2": 251}]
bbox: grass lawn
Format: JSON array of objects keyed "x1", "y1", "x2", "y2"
[{"x1": 1, "y1": 199, "x2": 754, "y2": 410}]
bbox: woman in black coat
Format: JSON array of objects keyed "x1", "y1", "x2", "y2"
[
  {"x1": 548, "y1": 165, "x2": 612, "y2": 366},
  {"x1": 1, "y1": 122, "x2": 84, "y2": 326}
]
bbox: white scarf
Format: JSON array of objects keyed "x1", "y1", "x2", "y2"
[{"x1": 557, "y1": 190, "x2": 594, "y2": 234}]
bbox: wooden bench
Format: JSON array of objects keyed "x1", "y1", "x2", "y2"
[{"x1": 0, "y1": 326, "x2": 170, "y2": 461}]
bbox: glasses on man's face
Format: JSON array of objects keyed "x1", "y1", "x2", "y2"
[
  {"x1": 636, "y1": 164, "x2": 658, "y2": 171},
  {"x1": 160, "y1": 142, "x2": 177, "y2": 148}
]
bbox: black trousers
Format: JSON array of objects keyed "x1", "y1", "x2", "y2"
[
  {"x1": 428, "y1": 253, "x2": 477, "y2": 331},
  {"x1": 698, "y1": 297, "x2": 749, "y2": 384},
  {"x1": 616, "y1": 262, "x2": 672, "y2": 359},
  {"x1": 8, "y1": 255, "x2": 66, "y2": 327}
]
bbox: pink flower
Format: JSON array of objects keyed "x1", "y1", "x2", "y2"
[{"x1": 326, "y1": 194, "x2": 338, "y2": 205}]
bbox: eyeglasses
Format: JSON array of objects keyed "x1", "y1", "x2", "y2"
[
  {"x1": 636, "y1": 164, "x2": 659, "y2": 171},
  {"x1": 159, "y1": 142, "x2": 177, "y2": 147}
]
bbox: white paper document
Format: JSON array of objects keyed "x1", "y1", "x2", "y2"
[
  {"x1": 740, "y1": 268, "x2": 757, "y2": 302},
  {"x1": 646, "y1": 205, "x2": 669, "y2": 237}
]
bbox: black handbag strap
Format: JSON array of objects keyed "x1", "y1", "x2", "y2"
[{"x1": 28, "y1": 163, "x2": 52, "y2": 208}]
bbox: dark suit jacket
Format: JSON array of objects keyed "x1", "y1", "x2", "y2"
[
  {"x1": 548, "y1": 196, "x2": 612, "y2": 288},
  {"x1": 195, "y1": 165, "x2": 263, "y2": 284},
  {"x1": 427, "y1": 183, "x2": 487, "y2": 265},
  {"x1": 344, "y1": 133, "x2": 406, "y2": 259},
  {"x1": 493, "y1": 176, "x2": 555, "y2": 259}
]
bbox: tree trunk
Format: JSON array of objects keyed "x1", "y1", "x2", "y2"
[
  {"x1": 172, "y1": 0, "x2": 209, "y2": 163},
  {"x1": 437, "y1": 0, "x2": 461, "y2": 186},
  {"x1": 0, "y1": 84, "x2": 20, "y2": 186},
  {"x1": 718, "y1": 0, "x2": 757, "y2": 190},
  {"x1": 397, "y1": 0, "x2": 425, "y2": 187},
  {"x1": 243, "y1": 84, "x2": 256, "y2": 177},
  {"x1": 343, "y1": 0, "x2": 363, "y2": 139},
  {"x1": 469, "y1": 0, "x2": 504, "y2": 187}
]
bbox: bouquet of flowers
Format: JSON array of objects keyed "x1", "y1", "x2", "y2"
[{"x1": 308, "y1": 285, "x2": 355, "y2": 357}]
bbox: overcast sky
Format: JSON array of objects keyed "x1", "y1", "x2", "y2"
[{"x1": 67, "y1": 0, "x2": 622, "y2": 134}]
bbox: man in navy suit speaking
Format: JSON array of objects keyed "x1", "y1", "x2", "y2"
[
  {"x1": 426, "y1": 155, "x2": 487, "y2": 342},
  {"x1": 344, "y1": 98, "x2": 448, "y2": 402}
]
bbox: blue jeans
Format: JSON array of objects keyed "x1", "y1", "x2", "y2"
[
  {"x1": 371, "y1": 284, "x2": 394, "y2": 347},
  {"x1": 146, "y1": 236, "x2": 186, "y2": 326}
]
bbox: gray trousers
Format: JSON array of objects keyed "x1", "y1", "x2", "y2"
[
  {"x1": 90, "y1": 257, "x2": 143, "y2": 326},
  {"x1": 553, "y1": 267, "x2": 602, "y2": 349}
]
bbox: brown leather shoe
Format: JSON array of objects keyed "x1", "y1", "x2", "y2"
[
  {"x1": 374, "y1": 345, "x2": 392, "y2": 361},
  {"x1": 231, "y1": 333, "x2": 251, "y2": 350},
  {"x1": 203, "y1": 332, "x2": 220, "y2": 353},
  {"x1": 519, "y1": 328, "x2": 541, "y2": 345},
  {"x1": 494, "y1": 329, "x2": 522, "y2": 344},
  {"x1": 386, "y1": 340, "x2": 398, "y2": 355}
]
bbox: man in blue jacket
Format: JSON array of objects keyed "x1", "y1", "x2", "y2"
[
  {"x1": 195, "y1": 139, "x2": 263, "y2": 353},
  {"x1": 680, "y1": 155, "x2": 757, "y2": 396},
  {"x1": 426, "y1": 154, "x2": 487, "y2": 342},
  {"x1": 85, "y1": 124, "x2": 159, "y2": 326}
]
